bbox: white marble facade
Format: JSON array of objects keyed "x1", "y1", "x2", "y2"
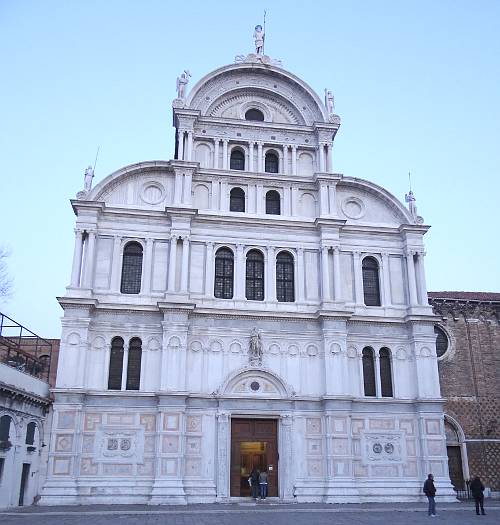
[{"x1": 42, "y1": 53, "x2": 455, "y2": 504}]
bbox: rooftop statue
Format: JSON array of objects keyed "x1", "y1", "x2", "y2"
[
  {"x1": 405, "y1": 189, "x2": 424, "y2": 224},
  {"x1": 253, "y1": 25, "x2": 265, "y2": 55},
  {"x1": 325, "y1": 89, "x2": 335, "y2": 115},
  {"x1": 176, "y1": 70, "x2": 191, "y2": 100},
  {"x1": 83, "y1": 165, "x2": 94, "y2": 192}
]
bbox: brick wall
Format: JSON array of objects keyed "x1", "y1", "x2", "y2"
[{"x1": 430, "y1": 294, "x2": 500, "y2": 490}]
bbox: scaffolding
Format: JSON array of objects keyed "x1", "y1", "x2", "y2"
[{"x1": 0, "y1": 312, "x2": 53, "y2": 383}]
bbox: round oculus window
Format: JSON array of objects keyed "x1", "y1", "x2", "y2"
[
  {"x1": 434, "y1": 326, "x2": 449, "y2": 357},
  {"x1": 250, "y1": 381, "x2": 260, "y2": 391}
]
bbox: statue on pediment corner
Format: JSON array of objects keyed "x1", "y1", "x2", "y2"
[{"x1": 176, "y1": 69, "x2": 191, "y2": 101}]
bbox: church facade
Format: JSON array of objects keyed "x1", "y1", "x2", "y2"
[{"x1": 41, "y1": 47, "x2": 454, "y2": 504}]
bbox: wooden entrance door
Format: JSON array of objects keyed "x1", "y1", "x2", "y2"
[
  {"x1": 230, "y1": 418, "x2": 278, "y2": 497},
  {"x1": 447, "y1": 445, "x2": 465, "y2": 490}
]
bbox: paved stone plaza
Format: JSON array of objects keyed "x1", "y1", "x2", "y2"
[{"x1": 1, "y1": 503, "x2": 499, "y2": 525}]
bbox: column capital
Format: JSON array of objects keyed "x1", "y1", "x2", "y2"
[
  {"x1": 297, "y1": 247, "x2": 304, "y2": 255},
  {"x1": 291, "y1": 144, "x2": 298, "y2": 150},
  {"x1": 236, "y1": 243, "x2": 245, "y2": 253},
  {"x1": 206, "y1": 241, "x2": 214, "y2": 248},
  {"x1": 170, "y1": 234, "x2": 179, "y2": 241},
  {"x1": 256, "y1": 140, "x2": 264, "y2": 146},
  {"x1": 332, "y1": 246, "x2": 340, "y2": 254},
  {"x1": 181, "y1": 235, "x2": 190, "y2": 242},
  {"x1": 381, "y1": 251, "x2": 390, "y2": 259},
  {"x1": 321, "y1": 245, "x2": 330, "y2": 253},
  {"x1": 405, "y1": 249, "x2": 416, "y2": 257},
  {"x1": 217, "y1": 410, "x2": 230, "y2": 422},
  {"x1": 145, "y1": 237, "x2": 154, "y2": 244},
  {"x1": 222, "y1": 138, "x2": 229, "y2": 144},
  {"x1": 353, "y1": 250, "x2": 361, "y2": 257}
]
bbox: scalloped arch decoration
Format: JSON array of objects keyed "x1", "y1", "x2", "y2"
[
  {"x1": 208, "y1": 90, "x2": 303, "y2": 125},
  {"x1": 219, "y1": 367, "x2": 293, "y2": 398}
]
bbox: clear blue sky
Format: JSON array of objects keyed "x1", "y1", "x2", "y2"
[{"x1": 1, "y1": 1, "x2": 499, "y2": 337}]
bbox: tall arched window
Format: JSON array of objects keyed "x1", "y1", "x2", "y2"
[
  {"x1": 214, "y1": 247, "x2": 234, "y2": 299},
  {"x1": 362, "y1": 256, "x2": 381, "y2": 306},
  {"x1": 120, "y1": 242, "x2": 143, "y2": 294},
  {"x1": 126, "y1": 338, "x2": 142, "y2": 390},
  {"x1": 0, "y1": 414, "x2": 12, "y2": 443},
  {"x1": 230, "y1": 149, "x2": 245, "y2": 170},
  {"x1": 276, "y1": 251, "x2": 295, "y2": 302},
  {"x1": 362, "y1": 347, "x2": 376, "y2": 396},
  {"x1": 266, "y1": 190, "x2": 281, "y2": 215},
  {"x1": 108, "y1": 337, "x2": 124, "y2": 390},
  {"x1": 230, "y1": 187, "x2": 245, "y2": 212},
  {"x1": 246, "y1": 250, "x2": 264, "y2": 301},
  {"x1": 379, "y1": 348, "x2": 393, "y2": 397},
  {"x1": 265, "y1": 152, "x2": 279, "y2": 173},
  {"x1": 25, "y1": 422, "x2": 36, "y2": 445}
]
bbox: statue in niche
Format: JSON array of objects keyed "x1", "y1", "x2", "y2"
[
  {"x1": 325, "y1": 89, "x2": 335, "y2": 115},
  {"x1": 83, "y1": 165, "x2": 94, "y2": 192},
  {"x1": 176, "y1": 69, "x2": 191, "y2": 100},
  {"x1": 253, "y1": 25, "x2": 265, "y2": 55},
  {"x1": 248, "y1": 328, "x2": 263, "y2": 366}
]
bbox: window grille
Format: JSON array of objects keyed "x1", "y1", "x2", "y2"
[
  {"x1": 434, "y1": 326, "x2": 449, "y2": 357},
  {"x1": 379, "y1": 348, "x2": 393, "y2": 397},
  {"x1": 25, "y1": 422, "x2": 36, "y2": 445},
  {"x1": 276, "y1": 251, "x2": 295, "y2": 302},
  {"x1": 266, "y1": 190, "x2": 281, "y2": 215},
  {"x1": 120, "y1": 242, "x2": 143, "y2": 294},
  {"x1": 230, "y1": 149, "x2": 245, "y2": 170},
  {"x1": 108, "y1": 337, "x2": 124, "y2": 390},
  {"x1": 246, "y1": 250, "x2": 265, "y2": 301},
  {"x1": 230, "y1": 187, "x2": 245, "y2": 212},
  {"x1": 362, "y1": 347, "x2": 376, "y2": 396},
  {"x1": 214, "y1": 248, "x2": 234, "y2": 299},
  {"x1": 362, "y1": 257, "x2": 381, "y2": 306},
  {"x1": 126, "y1": 338, "x2": 142, "y2": 390},
  {"x1": 265, "y1": 152, "x2": 279, "y2": 173},
  {"x1": 245, "y1": 108, "x2": 264, "y2": 121}
]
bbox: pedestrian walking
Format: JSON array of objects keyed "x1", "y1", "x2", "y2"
[
  {"x1": 259, "y1": 468, "x2": 268, "y2": 500},
  {"x1": 470, "y1": 476, "x2": 486, "y2": 515},
  {"x1": 423, "y1": 473, "x2": 437, "y2": 517},
  {"x1": 249, "y1": 467, "x2": 260, "y2": 500}
]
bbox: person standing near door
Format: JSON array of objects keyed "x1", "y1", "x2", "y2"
[
  {"x1": 423, "y1": 473, "x2": 437, "y2": 517},
  {"x1": 259, "y1": 468, "x2": 268, "y2": 500},
  {"x1": 249, "y1": 467, "x2": 260, "y2": 500},
  {"x1": 470, "y1": 476, "x2": 486, "y2": 515}
]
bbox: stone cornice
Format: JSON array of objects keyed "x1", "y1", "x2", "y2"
[{"x1": 0, "y1": 383, "x2": 51, "y2": 408}]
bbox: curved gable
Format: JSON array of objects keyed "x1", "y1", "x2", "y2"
[{"x1": 186, "y1": 63, "x2": 327, "y2": 126}]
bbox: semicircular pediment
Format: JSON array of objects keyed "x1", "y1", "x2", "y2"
[
  {"x1": 219, "y1": 367, "x2": 293, "y2": 398},
  {"x1": 186, "y1": 64, "x2": 326, "y2": 125},
  {"x1": 207, "y1": 88, "x2": 304, "y2": 125}
]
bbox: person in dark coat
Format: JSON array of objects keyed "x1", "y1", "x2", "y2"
[
  {"x1": 423, "y1": 473, "x2": 437, "y2": 517},
  {"x1": 470, "y1": 476, "x2": 486, "y2": 515},
  {"x1": 249, "y1": 467, "x2": 260, "y2": 500}
]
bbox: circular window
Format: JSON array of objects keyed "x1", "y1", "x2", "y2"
[
  {"x1": 372, "y1": 443, "x2": 382, "y2": 454},
  {"x1": 250, "y1": 381, "x2": 260, "y2": 391},
  {"x1": 245, "y1": 108, "x2": 264, "y2": 121},
  {"x1": 434, "y1": 326, "x2": 449, "y2": 357}
]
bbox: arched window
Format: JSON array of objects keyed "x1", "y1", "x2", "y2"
[
  {"x1": 25, "y1": 422, "x2": 36, "y2": 445},
  {"x1": 362, "y1": 256, "x2": 381, "y2": 306},
  {"x1": 214, "y1": 248, "x2": 234, "y2": 299},
  {"x1": 245, "y1": 108, "x2": 264, "y2": 121},
  {"x1": 266, "y1": 190, "x2": 281, "y2": 215},
  {"x1": 246, "y1": 250, "x2": 264, "y2": 301},
  {"x1": 265, "y1": 152, "x2": 279, "y2": 173},
  {"x1": 379, "y1": 348, "x2": 393, "y2": 397},
  {"x1": 276, "y1": 251, "x2": 295, "y2": 302},
  {"x1": 108, "y1": 337, "x2": 124, "y2": 390},
  {"x1": 230, "y1": 187, "x2": 245, "y2": 212},
  {"x1": 126, "y1": 338, "x2": 142, "y2": 390},
  {"x1": 0, "y1": 415, "x2": 12, "y2": 443},
  {"x1": 362, "y1": 347, "x2": 376, "y2": 396},
  {"x1": 230, "y1": 149, "x2": 245, "y2": 171},
  {"x1": 434, "y1": 326, "x2": 449, "y2": 357},
  {"x1": 120, "y1": 242, "x2": 143, "y2": 294}
]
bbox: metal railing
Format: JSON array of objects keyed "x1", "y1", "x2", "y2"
[{"x1": 0, "y1": 312, "x2": 53, "y2": 383}]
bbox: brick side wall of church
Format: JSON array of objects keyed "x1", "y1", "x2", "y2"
[{"x1": 432, "y1": 300, "x2": 500, "y2": 490}]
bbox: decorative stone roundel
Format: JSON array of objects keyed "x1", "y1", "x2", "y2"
[
  {"x1": 306, "y1": 344, "x2": 319, "y2": 357},
  {"x1": 347, "y1": 346, "x2": 358, "y2": 359},
  {"x1": 288, "y1": 344, "x2": 299, "y2": 356},
  {"x1": 209, "y1": 340, "x2": 223, "y2": 352},
  {"x1": 268, "y1": 343, "x2": 280, "y2": 355},
  {"x1": 396, "y1": 347, "x2": 407, "y2": 360},
  {"x1": 147, "y1": 337, "x2": 161, "y2": 351},
  {"x1": 330, "y1": 342, "x2": 342, "y2": 355},
  {"x1": 230, "y1": 341, "x2": 242, "y2": 354},
  {"x1": 419, "y1": 346, "x2": 432, "y2": 358},
  {"x1": 92, "y1": 336, "x2": 106, "y2": 351},
  {"x1": 190, "y1": 340, "x2": 203, "y2": 353},
  {"x1": 341, "y1": 197, "x2": 365, "y2": 220},
  {"x1": 140, "y1": 182, "x2": 165, "y2": 205}
]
